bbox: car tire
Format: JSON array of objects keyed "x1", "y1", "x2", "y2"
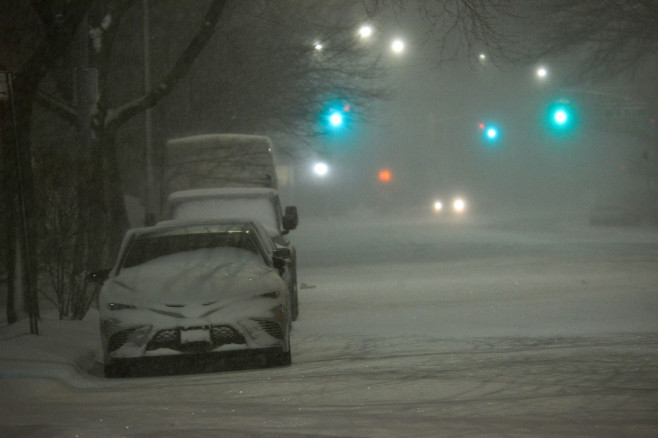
[
  {"x1": 104, "y1": 361, "x2": 130, "y2": 378},
  {"x1": 273, "y1": 320, "x2": 292, "y2": 366},
  {"x1": 290, "y1": 261, "x2": 299, "y2": 321},
  {"x1": 280, "y1": 350, "x2": 292, "y2": 366}
]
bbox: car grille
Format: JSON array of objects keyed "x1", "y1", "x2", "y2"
[
  {"x1": 145, "y1": 325, "x2": 245, "y2": 352},
  {"x1": 147, "y1": 329, "x2": 180, "y2": 351},
  {"x1": 252, "y1": 319, "x2": 284, "y2": 340},
  {"x1": 108, "y1": 328, "x2": 139, "y2": 353},
  {"x1": 211, "y1": 326, "x2": 246, "y2": 346}
]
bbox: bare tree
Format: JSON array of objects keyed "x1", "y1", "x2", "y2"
[
  {"x1": 0, "y1": 0, "x2": 90, "y2": 329},
  {"x1": 1, "y1": 0, "x2": 521, "y2": 322},
  {"x1": 0, "y1": 0, "x2": 226, "y2": 322},
  {"x1": 515, "y1": 0, "x2": 658, "y2": 82},
  {"x1": 385, "y1": 0, "x2": 516, "y2": 64}
]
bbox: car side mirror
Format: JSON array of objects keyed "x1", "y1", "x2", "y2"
[
  {"x1": 273, "y1": 247, "x2": 291, "y2": 260},
  {"x1": 282, "y1": 206, "x2": 298, "y2": 233},
  {"x1": 87, "y1": 268, "x2": 111, "y2": 286}
]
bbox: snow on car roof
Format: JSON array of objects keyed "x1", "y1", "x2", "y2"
[
  {"x1": 168, "y1": 187, "x2": 278, "y2": 203},
  {"x1": 165, "y1": 133, "x2": 273, "y2": 149}
]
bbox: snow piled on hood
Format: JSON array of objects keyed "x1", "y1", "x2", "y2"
[{"x1": 107, "y1": 247, "x2": 281, "y2": 305}]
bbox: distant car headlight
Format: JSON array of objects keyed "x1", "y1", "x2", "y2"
[
  {"x1": 433, "y1": 200, "x2": 443, "y2": 213},
  {"x1": 452, "y1": 197, "x2": 466, "y2": 213}
]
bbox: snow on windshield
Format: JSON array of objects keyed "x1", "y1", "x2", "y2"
[
  {"x1": 122, "y1": 231, "x2": 260, "y2": 269},
  {"x1": 171, "y1": 198, "x2": 279, "y2": 235}
]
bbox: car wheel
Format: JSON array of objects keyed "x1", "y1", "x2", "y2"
[
  {"x1": 104, "y1": 361, "x2": 129, "y2": 378},
  {"x1": 272, "y1": 319, "x2": 292, "y2": 366},
  {"x1": 279, "y1": 349, "x2": 292, "y2": 366},
  {"x1": 290, "y1": 262, "x2": 299, "y2": 321}
]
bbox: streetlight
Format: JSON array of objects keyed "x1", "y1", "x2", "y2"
[
  {"x1": 391, "y1": 38, "x2": 405, "y2": 54},
  {"x1": 314, "y1": 41, "x2": 323, "y2": 51},
  {"x1": 536, "y1": 66, "x2": 548, "y2": 79},
  {"x1": 313, "y1": 162, "x2": 329, "y2": 177},
  {"x1": 358, "y1": 25, "x2": 373, "y2": 39}
]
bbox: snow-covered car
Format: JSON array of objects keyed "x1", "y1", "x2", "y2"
[
  {"x1": 166, "y1": 188, "x2": 300, "y2": 321},
  {"x1": 93, "y1": 219, "x2": 292, "y2": 377}
]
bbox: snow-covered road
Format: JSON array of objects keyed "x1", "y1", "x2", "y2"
[{"x1": 1, "y1": 213, "x2": 657, "y2": 437}]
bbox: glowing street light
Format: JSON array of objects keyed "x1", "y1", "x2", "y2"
[
  {"x1": 314, "y1": 41, "x2": 323, "y2": 51},
  {"x1": 391, "y1": 38, "x2": 405, "y2": 54},
  {"x1": 358, "y1": 25, "x2": 373, "y2": 39},
  {"x1": 313, "y1": 162, "x2": 329, "y2": 177},
  {"x1": 536, "y1": 66, "x2": 548, "y2": 79}
]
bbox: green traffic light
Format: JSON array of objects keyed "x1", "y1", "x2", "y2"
[
  {"x1": 329, "y1": 112, "x2": 343, "y2": 127},
  {"x1": 554, "y1": 109, "x2": 568, "y2": 125},
  {"x1": 479, "y1": 122, "x2": 501, "y2": 145},
  {"x1": 544, "y1": 99, "x2": 578, "y2": 138}
]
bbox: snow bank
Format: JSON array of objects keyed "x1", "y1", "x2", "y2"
[{"x1": 0, "y1": 308, "x2": 111, "y2": 388}]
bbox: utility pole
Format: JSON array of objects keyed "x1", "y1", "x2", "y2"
[{"x1": 143, "y1": 0, "x2": 156, "y2": 225}]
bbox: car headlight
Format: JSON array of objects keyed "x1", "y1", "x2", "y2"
[
  {"x1": 452, "y1": 197, "x2": 466, "y2": 213},
  {"x1": 433, "y1": 200, "x2": 443, "y2": 213}
]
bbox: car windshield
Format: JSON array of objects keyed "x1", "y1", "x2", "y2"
[{"x1": 121, "y1": 230, "x2": 260, "y2": 269}]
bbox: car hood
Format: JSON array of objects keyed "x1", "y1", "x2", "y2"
[{"x1": 101, "y1": 248, "x2": 283, "y2": 306}]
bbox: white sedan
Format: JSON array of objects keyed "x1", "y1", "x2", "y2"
[{"x1": 92, "y1": 219, "x2": 292, "y2": 377}]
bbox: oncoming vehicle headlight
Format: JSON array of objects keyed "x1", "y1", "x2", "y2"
[
  {"x1": 433, "y1": 200, "x2": 443, "y2": 213},
  {"x1": 452, "y1": 197, "x2": 466, "y2": 214}
]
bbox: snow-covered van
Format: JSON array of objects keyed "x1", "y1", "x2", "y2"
[{"x1": 164, "y1": 134, "x2": 278, "y2": 195}]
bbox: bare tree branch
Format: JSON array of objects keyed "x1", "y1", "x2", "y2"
[
  {"x1": 106, "y1": 0, "x2": 227, "y2": 132},
  {"x1": 35, "y1": 90, "x2": 76, "y2": 123},
  {"x1": 518, "y1": 0, "x2": 658, "y2": 81}
]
